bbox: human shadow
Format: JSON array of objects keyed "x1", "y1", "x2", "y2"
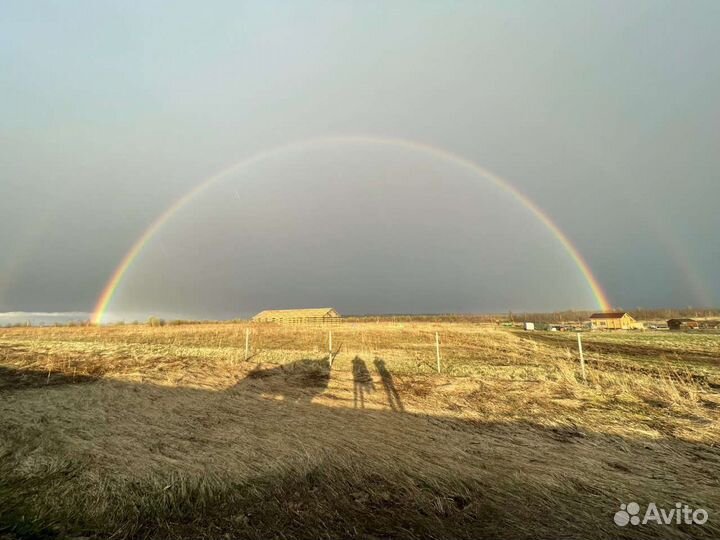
[
  {"x1": 2, "y1": 360, "x2": 720, "y2": 540},
  {"x1": 351, "y1": 356, "x2": 374, "y2": 409},
  {"x1": 374, "y1": 358, "x2": 404, "y2": 412}
]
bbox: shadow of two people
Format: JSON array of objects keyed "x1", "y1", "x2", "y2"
[
  {"x1": 352, "y1": 356, "x2": 404, "y2": 412},
  {"x1": 243, "y1": 357, "x2": 405, "y2": 413},
  {"x1": 2, "y1": 359, "x2": 718, "y2": 540},
  {"x1": 0, "y1": 357, "x2": 404, "y2": 415}
]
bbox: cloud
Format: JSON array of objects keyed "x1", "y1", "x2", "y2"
[{"x1": 0, "y1": 312, "x2": 91, "y2": 325}]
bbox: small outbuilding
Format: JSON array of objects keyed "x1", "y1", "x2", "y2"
[
  {"x1": 590, "y1": 312, "x2": 640, "y2": 330},
  {"x1": 667, "y1": 318, "x2": 699, "y2": 331},
  {"x1": 252, "y1": 307, "x2": 341, "y2": 325}
]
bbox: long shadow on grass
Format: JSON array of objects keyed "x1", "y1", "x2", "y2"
[
  {"x1": 374, "y1": 357, "x2": 404, "y2": 412},
  {"x1": 0, "y1": 364, "x2": 98, "y2": 391},
  {"x1": 244, "y1": 358, "x2": 331, "y2": 403},
  {"x1": 351, "y1": 356, "x2": 374, "y2": 409},
  {"x1": 0, "y1": 361, "x2": 719, "y2": 540}
]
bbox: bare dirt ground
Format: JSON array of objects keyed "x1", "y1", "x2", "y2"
[{"x1": 1, "y1": 322, "x2": 719, "y2": 539}]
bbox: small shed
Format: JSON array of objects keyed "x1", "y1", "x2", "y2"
[
  {"x1": 667, "y1": 318, "x2": 699, "y2": 331},
  {"x1": 252, "y1": 307, "x2": 341, "y2": 325},
  {"x1": 590, "y1": 312, "x2": 639, "y2": 330}
]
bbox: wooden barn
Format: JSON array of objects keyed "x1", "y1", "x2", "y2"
[
  {"x1": 667, "y1": 318, "x2": 699, "y2": 331},
  {"x1": 252, "y1": 307, "x2": 341, "y2": 325},
  {"x1": 590, "y1": 312, "x2": 640, "y2": 330}
]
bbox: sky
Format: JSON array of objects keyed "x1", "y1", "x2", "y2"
[{"x1": 1, "y1": 1, "x2": 718, "y2": 321}]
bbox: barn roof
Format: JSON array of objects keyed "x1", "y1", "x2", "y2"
[
  {"x1": 252, "y1": 308, "x2": 339, "y2": 320},
  {"x1": 589, "y1": 312, "x2": 628, "y2": 319}
]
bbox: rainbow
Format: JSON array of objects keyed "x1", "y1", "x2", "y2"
[{"x1": 92, "y1": 135, "x2": 611, "y2": 323}]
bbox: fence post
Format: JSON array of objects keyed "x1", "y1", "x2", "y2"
[
  {"x1": 435, "y1": 332, "x2": 441, "y2": 373},
  {"x1": 244, "y1": 327, "x2": 250, "y2": 361},
  {"x1": 577, "y1": 332, "x2": 586, "y2": 383},
  {"x1": 328, "y1": 330, "x2": 333, "y2": 366}
]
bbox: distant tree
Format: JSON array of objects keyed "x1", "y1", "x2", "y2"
[{"x1": 147, "y1": 316, "x2": 165, "y2": 327}]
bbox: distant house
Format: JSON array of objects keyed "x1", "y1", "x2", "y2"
[
  {"x1": 667, "y1": 318, "x2": 699, "y2": 331},
  {"x1": 589, "y1": 312, "x2": 640, "y2": 330},
  {"x1": 252, "y1": 307, "x2": 341, "y2": 325}
]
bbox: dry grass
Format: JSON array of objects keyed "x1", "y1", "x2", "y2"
[{"x1": 1, "y1": 322, "x2": 719, "y2": 539}]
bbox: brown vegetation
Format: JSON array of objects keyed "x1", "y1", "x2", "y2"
[{"x1": 1, "y1": 322, "x2": 719, "y2": 539}]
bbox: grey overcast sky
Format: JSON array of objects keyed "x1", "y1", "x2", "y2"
[{"x1": 1, "y1": 1, "x2": 719, "y2": 320}]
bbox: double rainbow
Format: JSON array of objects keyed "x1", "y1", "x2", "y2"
[{"x1": 92, "y1": 135, "x2": 611, "y2": 323}]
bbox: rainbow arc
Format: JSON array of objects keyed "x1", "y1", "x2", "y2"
[{"x1": 92, "y1": 136, "x2": 611, "y2": 323}]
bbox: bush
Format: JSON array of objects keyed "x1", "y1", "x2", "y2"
[{"x1": 147, "y1": 316, "x2": 165, "y2": 327}]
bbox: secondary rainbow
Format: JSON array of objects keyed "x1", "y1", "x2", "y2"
[{"x1": 92, "y1": 135, "x2": 612, "y2": 323}]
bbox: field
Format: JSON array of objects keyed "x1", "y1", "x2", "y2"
[{"x1": 1, "y1": 322, "x2": 719, "y2": 539}]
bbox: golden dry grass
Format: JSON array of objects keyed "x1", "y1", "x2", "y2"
[{"x1": 1, "y1": 322, "x2": 719, "y2": 539}]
